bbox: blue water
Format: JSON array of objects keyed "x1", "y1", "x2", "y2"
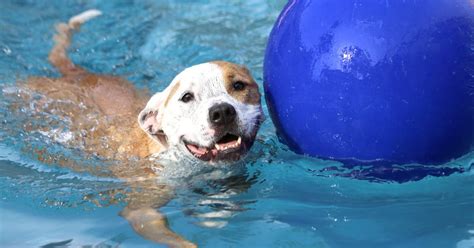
[{"x1": 1, "y1": 1, "x2": 473, "y2": 247}]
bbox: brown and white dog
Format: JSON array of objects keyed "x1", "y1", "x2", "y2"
[{"x1": 11, "y1": 10, "x2": 263, "y2": 248}]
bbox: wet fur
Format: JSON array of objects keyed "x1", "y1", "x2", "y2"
[
  {"x1": 22, "y1": 14, "x2": 195, "y2": 248},
  {"x1": 10, "y1": 10, "x2": 262, "y2": 248}
]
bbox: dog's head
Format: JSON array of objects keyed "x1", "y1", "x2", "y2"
[{"x1": 139, "y1": 61, "x2": 263, "y2": 164}]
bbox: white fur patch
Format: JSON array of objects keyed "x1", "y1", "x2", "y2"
[{"x1": 140, "y1": 62, "x2": 263, "y2": 163}]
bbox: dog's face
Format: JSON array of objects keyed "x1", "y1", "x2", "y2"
[{"x1": 139, "y1": 61, "x2": 263, "y2": 164}]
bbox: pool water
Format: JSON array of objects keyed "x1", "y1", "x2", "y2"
[{"x1": 1, "y1": 1, "x2": 473, "y2": 247}]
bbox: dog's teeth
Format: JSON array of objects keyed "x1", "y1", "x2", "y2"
[{"x1": 214, "y1": 137, "x2": 242, "y2": 152}]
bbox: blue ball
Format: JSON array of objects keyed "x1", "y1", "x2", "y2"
[{"x1": 264, "y1": 0, "x2": 473, "y2": 165}]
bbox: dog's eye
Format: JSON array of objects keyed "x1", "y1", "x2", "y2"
[
  {"x1": 233, "y1": 81, "x2": 246, "y2": 91},
  {"x1": 180, "y1": 92, "x2": 194, "y2": 103}
]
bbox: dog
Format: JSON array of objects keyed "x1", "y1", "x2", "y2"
[{"x1": 9, "y1": 10, "x2": 263, "y2": 248}]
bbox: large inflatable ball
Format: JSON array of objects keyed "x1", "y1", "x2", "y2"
[{"x1": 264, "y1": 0, "x2": 473, "y2": 165}]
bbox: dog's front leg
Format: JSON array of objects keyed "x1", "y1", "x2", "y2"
[
  {"x1": 117, "y1": 176, "x2": 196, "y2": 248},
  {"x1": 120, "y1": 206, "x2": 196, "y2": 248}
]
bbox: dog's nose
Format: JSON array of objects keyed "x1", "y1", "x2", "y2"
[{"x1": 209, "y1": 103, "x2": 236, "y2": 126}]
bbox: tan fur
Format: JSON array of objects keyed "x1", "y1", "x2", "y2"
[
  {"x1": 211, "y1": 61, "x2": 260, "y2": 105},
  {"x1": 48, "y1": 23, "x2": 88, "y2": 76},
  {"x1": 23, "y1": 75, "x2": 162, "y2": 160},
  {"x1": 164, "y1": 80, "x2": 181, "y2": 107},
  {"x1": 14, "y1": 12, "x2": 196, "y2": 248},
  {"x1": 13, "y1": 11, "x2": 261, "y2": 248}
]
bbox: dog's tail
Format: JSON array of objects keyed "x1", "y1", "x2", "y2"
[{"x1": 48, "y1": 9, "x2": 102, "y2": 76}]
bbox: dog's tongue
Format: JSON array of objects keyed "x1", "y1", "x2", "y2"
[{"x1": 186, "y1": 143, "x2": 208, "y2": 155}]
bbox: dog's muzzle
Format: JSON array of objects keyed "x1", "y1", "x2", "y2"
[{"x1": 182, "y1": 102, "x2": 258, "y2": 163}]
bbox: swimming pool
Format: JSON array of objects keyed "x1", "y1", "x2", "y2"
[{"x1": 0, "y1": 1, "x2": 473, "y2": 247}]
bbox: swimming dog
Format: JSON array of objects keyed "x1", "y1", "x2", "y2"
[{"x1": 12, "y1": 10, "x2": 263, "y2": 247}]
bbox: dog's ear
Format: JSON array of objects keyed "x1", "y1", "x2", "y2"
[{"x1": 138, "y1": 92, "x2": 168, "y2": 148}]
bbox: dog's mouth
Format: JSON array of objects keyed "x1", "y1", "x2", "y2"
[{"x1": 183, "y1": 133, "x2": 246, "y2": 162}]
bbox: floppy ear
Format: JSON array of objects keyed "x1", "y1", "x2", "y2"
[{"x1": 138, "y1": 92, "x2": 168, "y2": 148}]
